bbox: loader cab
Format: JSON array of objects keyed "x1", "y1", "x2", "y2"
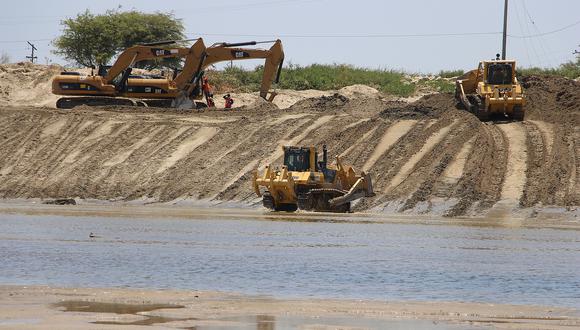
[{"x1": 484, "y1": 61, "x2": 515, "y2": 85}]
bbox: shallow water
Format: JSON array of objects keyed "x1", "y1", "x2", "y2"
[
  {"x1": 1, "y1": 212, "x2": 579, "y2": 307},
  {"x1": 54, "y1": 301, "x2": 476, "y2": 329}
]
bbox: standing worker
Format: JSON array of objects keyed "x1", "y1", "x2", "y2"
[
  {"x1": 202, "y1": 76, "x2": 215, "y2": 107},
  {"x1": 223, "y1": 94, "x2": 234, "y2": 109}
]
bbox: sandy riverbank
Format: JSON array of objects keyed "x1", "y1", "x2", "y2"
[
  {"x1": 0, "y1": 200, "x2": 578, "y2": 230},
  {"x1": 1, "y1": 286, "x2": 579, "y2": 329}
]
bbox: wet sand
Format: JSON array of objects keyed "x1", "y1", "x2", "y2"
[
  {"x1": 0, "y1": 200, "x2": 578, "y2": 230},
  {"x1": 1, "y1": 286, "x2": 579, "y2": 329}
]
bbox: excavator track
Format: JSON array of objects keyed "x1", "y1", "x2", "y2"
[{"x1": 56, "y1": 97, "x2": 144, "y2": 109}]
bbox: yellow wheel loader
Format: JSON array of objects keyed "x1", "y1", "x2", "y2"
[
  {"x1": 455, "y1": 58, "x2": 526, "y2": 121},
  {"x1": 52, "y1": 38, "x2": 284, "y2": 109},
  {"x1": 252, "y1": 145, "x2": 374, "y2": 213}
]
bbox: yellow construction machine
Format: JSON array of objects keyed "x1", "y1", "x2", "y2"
[
  {"x1": 455, "y1": 58, "x2": 526, "y2": 121},
  {"x1": 52, "y1": 38, "x2": 284, "y2": 109},
  {"x1": 252, "y1": 145, "x2": 374, "y2": 213}
]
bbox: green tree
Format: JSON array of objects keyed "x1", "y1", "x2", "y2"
[{"x1": 53, "y1": 9, "x2": 185, "y2": 68}]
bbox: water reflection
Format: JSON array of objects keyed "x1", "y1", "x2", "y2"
[{"x1": 54, "y1": 301, "x2": 473, "y2": 329}]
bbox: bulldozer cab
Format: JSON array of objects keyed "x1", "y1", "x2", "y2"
[
  {"x1": 283, "y1": 146, "x2": 317, "y2": 172},
  {"x1": 484, "y1": 61, "x2": 515, "y2": 85}
]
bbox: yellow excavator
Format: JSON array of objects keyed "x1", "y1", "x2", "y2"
[
  {"x1": 252, "y1": 145, "x2": 374, "y2": 213},
  {"x1": 52, "y1": 38, "x2": 284, "y2": 109},
  {"x1": 455, "y1": 57, "x2": 526, "y2": 121}
]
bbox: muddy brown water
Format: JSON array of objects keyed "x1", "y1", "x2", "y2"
[{"x1": 1, "y1": 211, "x2": 579, "y2": 309}]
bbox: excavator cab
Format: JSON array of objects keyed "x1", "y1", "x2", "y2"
[{"x1": 97, "y1": 65, "x2": 112, "y2": 77}]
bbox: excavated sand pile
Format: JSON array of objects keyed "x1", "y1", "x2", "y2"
[
  {"x1": 0, "y1": 65, "x2": 577, "y2": 217},
  {"x1": 0, "y1": 63, "x2": 62, "y2": 108}
]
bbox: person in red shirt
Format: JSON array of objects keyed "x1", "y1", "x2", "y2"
[
  {"x1": 223, "y1": 94, "x2": 234, "y2": 109},
  {"x1": 201, "y1": 76, "x2": 215, "y2": 107}
]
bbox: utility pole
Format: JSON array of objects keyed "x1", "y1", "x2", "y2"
[
  {"x1": 501, "y1": 0, "x2": 509, "y2": 60},
  {"x1": 26, "y1": 41, "x2": 37, "y2": 63}
]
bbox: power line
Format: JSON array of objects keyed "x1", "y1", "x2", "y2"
[
  {"x1": 508, "y1": 19, "x2": 580, "y2": 39},
  {"x1": 0, "y1": 38, "x2": 53, "y2": 44},
  {"x1": 190, "y1": 31, "x2": 503, "y2": 39},
  {"x1": 188, "y1": 18, "x2": 580, "y2": 40},
  {"x1": 1, "y1": 18, "x2": 577, "y2": 46}
]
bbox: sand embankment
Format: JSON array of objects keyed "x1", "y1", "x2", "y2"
[{"x1": 0, "y1": 63, "x2": 578, "y2": 217}]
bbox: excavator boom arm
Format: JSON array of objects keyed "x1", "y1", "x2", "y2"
[
  {"x1": 177, "y1": 39, "x2": 284, "y2": 100},
  {"x1": 103, "y1": 44, "x2": 197, "y2": 83}
]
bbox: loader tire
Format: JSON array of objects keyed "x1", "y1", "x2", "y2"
[{"x1": 512, "y1": 105, "x2": 525, "y2": 121}]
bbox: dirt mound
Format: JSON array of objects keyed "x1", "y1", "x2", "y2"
[
  {"x1": 381, "y1": 93, "x2": 454, "y2": 119},
  {"x1": 522, "y1": 75, "x2": 580, "y2": 124},
  {"x1": 338, "y1": 84, "x2": 381, "y2": 99},
  {"x1": 290, "y1": 93, "x2": 349, "y2": 111},
  {"x1": 0, "y1": 63, "x2": 62, "y2": 108},
  {"x1": 235, "y1": 97, "x2": 279, "y2": 112}
]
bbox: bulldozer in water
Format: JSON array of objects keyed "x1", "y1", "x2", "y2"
[
  {"x1": 252, "y1": 145, "x2": 374, "y2": 213},
  {"x1": 52, "y1": 38, "x2": 284, "y2": 109},
  {"x1": 455, "y1": 57, "x2": 526, "y2": 121}
]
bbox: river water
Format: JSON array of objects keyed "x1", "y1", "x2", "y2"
[{"x1": 1, "y1": 210, "x2": 579, "y2": 308}]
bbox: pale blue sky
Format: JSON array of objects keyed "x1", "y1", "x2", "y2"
[{"x1": 0, "y1": 0, "x2": 578, "y2": 73}]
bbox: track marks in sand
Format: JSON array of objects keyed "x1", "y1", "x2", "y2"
[
  {"x1": 271, "y1": 113, "x2": 312, "y2": 125},
  {"x1": 385, "y1": 121, "x2": 456, "y2": 192},
  {"x1": 156, "y1": 127, "x2": 218, "y2": 174},
  {"x1": 362, "y1": 120, "x2": 416, "y2": 172},
  {"x1": 340, "y1": 127, "x2": 378, "y2": 158},
  {"x1": 40, "y1": 118, "x2": 67, "y2": 139},
  {"x1": 498, "y1": 123, "x2": 528, "y2": 203},
  {"x1": 528, "y1": 120, "x2": 554, "y2": 156},
  {"x1": 215, "y1": 159, "x2": 260, "y2": 199},
  {"x1": 441, "y1": 137, "x2": 474, "y2": 185},
  {"x1": 104, "y1": 127, "x2": 163, "y2": 167},
  {"x1": 568, "y1": 132, "x2": 578, "y2": 201}
]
